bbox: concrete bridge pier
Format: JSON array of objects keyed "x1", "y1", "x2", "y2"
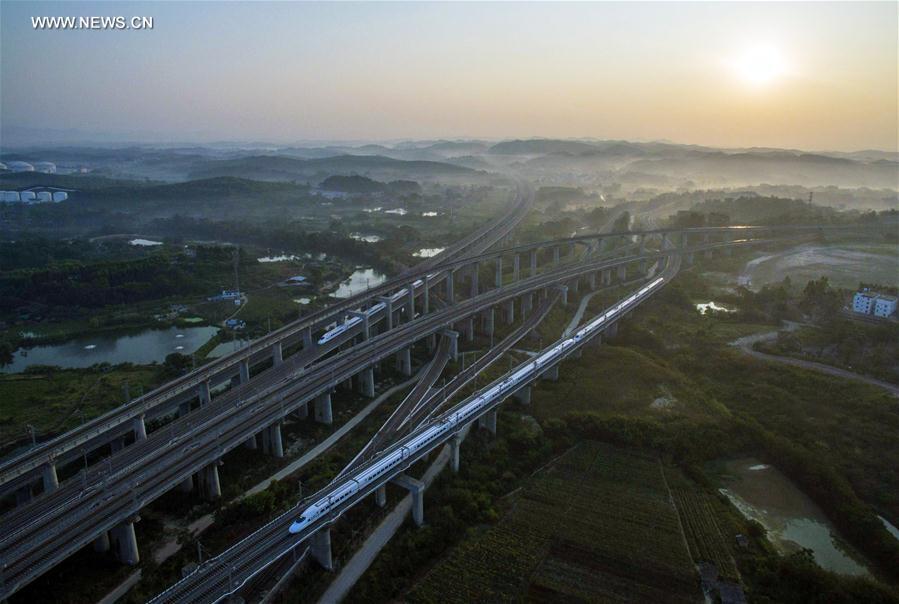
[
  {"x1": 362, "y1": 367, "x2": 376, "y2": 397},
  {"x1": 606, "y1": 322, "x2": 619, "y2": 338},
  {"x1": 378, "y1": 296, "x2": 394, "y2": 331},
  {"x1": 464, "y1": 317, "x2": 475, "y2": 342},
  {"x1": 245, "y1": 434, "x2": 258, "y2": 450},
  {"x1": 570, "y1": 278, "x2": 579, "y2": 294},
  {"x1": 349, "y1": 311, "x2": 370, "y2": 340},
  {"x1": 513, "y1": 385, "x2": 531, "y2": 405},
  {"x1": 273, "y1": 342, "x2": 283, "y2": 366},
  {"x1": 589, "y1": 272, "x2": 597, "y2": 290},
  {"x1": 530, "y1": 249, "x2": 538, "y2": 277},
  {"x1": 495, "y1": 257, "x2": 503, "y2": 288},
  {"x1": 311, "y1": 528, "x2": 334, "y2": 571},
  {"x1": 423, "y1": 280, "x2": 430, "y2": 314},
  {"x1": 133, "y1": 414, "x2": 147, "y2": 442},
  {"x1": 483, "y1": 307, "x2": 495, "y2": 337},
  {"x1": 198, "y1": 380, "x2": 211, "y2": 407},
  {"x1": 478, "y1": 409, "x2": 498, "y2": 435},
  {"x1": 450, "y1": 433, "x2": 463, "y2": 473},
  {"x1": 469, "y1": 267, "x2": 479, "y2": 298},
  {"x1": 513, "y1": 254, "x2": 520, "y2": 281},
  {"x1": 505, "y1": 299, "x2": 515, "y2": 325},
  {"x1": 302, "y1": 326, "x2": 313, "y2": 350},
  {"x1": 556, "y1": 284, "x2": 568, "y2": 306},
  {"x1": 407, "y1": 285, "x2": 416, "y2": 320},
  {"x1": 315, "y1": 392, "x2": 333, "y2": 425},
  {"x1": 239, "y1": 360, "x2": 250, "y2": 384},
  {"x1": 42, "y1": 462, "x2": 59, "y2": 493},
  {"x1": 522, "y1": 293, "x2": 533, "y2": 318},
  {"x1": 111, "y1": 518, "x2": 140, "y2": 565},
  {"x1": 200, "y1": 462, "x2": 222, "y2": 500},
  {"x1": 445, "y1": 270, "x2": 455, "y2": 304},
  {"x1": 267, "y1": 422, "x2": 284, "y2": 458},
  {"x1": 442, "y1": 329, "x2": 459, "y2": 361},
  {"x1": 617, "y1": 264, "x2": 627, "y2": 282},
  {"x1": 375, "y1": 485, "x2": 387, "y2": 507},
  {"x1": 392, "y1": 473, "x2": 425, "y2": 526},
  {"x1": 686, "y1": 252, "x2": 695, "y2": 265},
  {"x1": 602, "y1": 269, "x2": 612, "y2": 286},
  {"x1": 553, "y1": 246, "x2": 560, "y2": 266},
  {"x1": 542, "y1": 364, "x2": 559, "y2": 382},
  {"x1": 294, "y1": 402, "x2": 309, "y2": 420},
  {"x1": 396, "y1": 348, "x2": 412, "y2": 377}
]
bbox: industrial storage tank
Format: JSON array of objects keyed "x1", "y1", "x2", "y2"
[
  {"x1": 52, "y1": 191, "x2": 68, "y2": 202},
  {"x1": 37, "y1": 191, "x2": 53, "y2": 202},
  {"x1": 19, "y1": 191, "x2": 36, "y2": 202},
  {"x1": 33, "y1": 162, "x2": 57, "y2": 174},
  {"x1": 7, "y1": 161, "x2": 34, "y2": 172}
]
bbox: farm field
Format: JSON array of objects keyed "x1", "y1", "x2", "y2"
[{"x1": 407, "y1": 441, "x2": 698, "y2": 603}]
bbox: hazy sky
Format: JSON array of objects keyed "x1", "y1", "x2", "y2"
[{"x1": 2, "y1": 1, "x2": 896, "y2": 151}]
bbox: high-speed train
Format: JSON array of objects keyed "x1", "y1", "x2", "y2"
[
  {"x1": 317, "y1": 279, "x2": 426, "y2": 345},
  {"x1": 291, "y1": 276, "x2": 666, "y2": 534}
]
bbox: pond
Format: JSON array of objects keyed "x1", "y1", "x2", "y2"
[
  {"x1": 718, "y1": 458, "x2": 871, "y2": 577},
  {"x1": 331, "y1": 268, "x2": 387, "y2": 298},
  {"x1": 695, "y1": 301, "x2": 735, "y2": 315},
  {"x1": 414, "y1": 247, "x2": 445, "y2": 258},
  {"x1": 350, "y1": 233, "x2": 383, "y2": 243},
  {"x1": 258, "y1": 254, "x2": 301, "y2": 263},
  {"x1": 3, "y1": 325, "x2": 219, "y2": 373},
  {"x1": 129, "y1": 238, "x2": 163, "y2": 247}
]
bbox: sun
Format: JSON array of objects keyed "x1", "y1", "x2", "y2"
[{"x1": 732, "y1": 45, "x2": 789, "y2": 88}]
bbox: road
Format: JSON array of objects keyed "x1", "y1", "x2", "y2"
[{"x1": 731, "y1": 329, "x2": 899, "y2": 397}]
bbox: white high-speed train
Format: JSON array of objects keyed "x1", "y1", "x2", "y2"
[
  {"x1": 317, "y1": 279, "x2": 426, "y2": 345},
  {"x1": 291, "y1": 276, "x2": 666, "y2": 534}
]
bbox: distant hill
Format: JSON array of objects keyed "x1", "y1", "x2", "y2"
[
  {"x1": 188, "y1": 154, "x2": 484, "y2": 183},
  {"x1": 319, "y1": 174, "x2": 421, "y2": 195},
  {"x1": 488, "y1": 139, "x2": 602, "y2": 155}
]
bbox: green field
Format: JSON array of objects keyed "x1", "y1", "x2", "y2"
[{"x1": 408, "y1": 442, "x2": 698, "y2": 603}]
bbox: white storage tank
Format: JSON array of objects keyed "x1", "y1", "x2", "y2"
[
  {"x1": 37, "y1": 191, "x2": 52, "y2": 202},
  {"x1": 52, "y1": 191, "x2": 68, "y2": 202},
  {"x1": 7, "y1": 161, "x2": 34, "y2": 172},
  {"x1": 33, "y1": 162, "x2": 57, "y2": 174},
  {"x1": 19, "y1": 191, "x2": 36, "y2": 202}
]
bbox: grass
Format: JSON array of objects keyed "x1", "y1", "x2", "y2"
[
  {"x1": 0, "y1": 365, "x2": 162, "y2": 448},
  {"x1": 408, "y1": 441, "x2": 698, "y2": 603}
]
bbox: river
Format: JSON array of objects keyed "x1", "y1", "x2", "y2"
[
  {"x1": 718, "y1": 458, "x2": 871, "y2": 577},
  {"x1": 3, "y1": 326, "x2": 219, "y2": 372}
]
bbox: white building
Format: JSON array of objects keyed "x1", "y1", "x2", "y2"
[
  {"x1": 33, "y1": 162, "x2": 57, "y2": 174},
  {"x1": 874, "y1": 295, "x2": 897, "y2": 318},
  {"x1": 852, "y1": 291, "x2": 875, "y2": 314},
  {"x1": 853, "y1": 291, "x2": 897, "y2": 319}
]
